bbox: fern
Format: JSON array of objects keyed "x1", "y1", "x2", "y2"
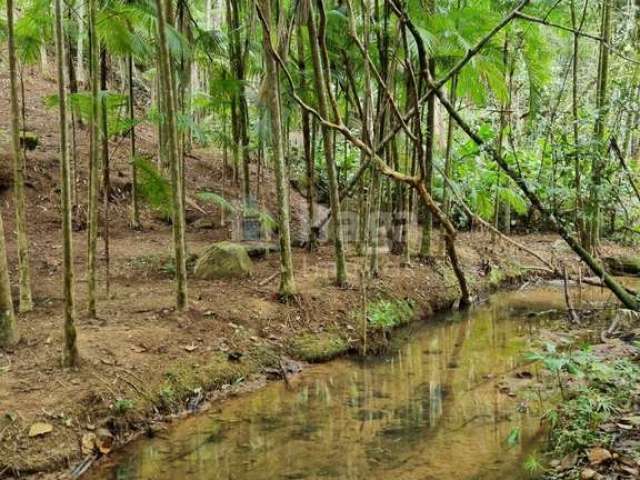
[
  {"x1": 196, "y1": 191, "x2": 237, "y2": 213},
  {"x1": 133, "y1": 157, "x2": 172, "y2": 218}
]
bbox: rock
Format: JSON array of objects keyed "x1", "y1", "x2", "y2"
[
  {"x1": 193, "y1": 242, "x2": 253, "y2": 280},
  {"x1": 581, "y1": 468, "x2": 597, "y2": 479},
  {"x1": 241, "y1": 241, "x2": 280, "y2": 259},
  {"x1": 192, "y1": 218, "x2": 217, "y2": 230},
  {"x1": 588, "y1": 447, "x2": 612, "y2": 465},
  {"x1": 19, "y1": 131, "x2": 39, "y2": 151}
]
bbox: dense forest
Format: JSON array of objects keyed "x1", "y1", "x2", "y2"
[{"x1": 0, "y1": 0, "x2": 640, "y2": 477}]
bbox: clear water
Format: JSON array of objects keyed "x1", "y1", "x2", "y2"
[{"x1": 89, "y1": 285, "x2": 618, "y2": 480}]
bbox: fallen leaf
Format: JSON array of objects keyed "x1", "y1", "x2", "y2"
[
  {"x1": 81, "y1": 432, "x2": 97, "y2": 455},
  {"x1": 588, "y1": 447, "x2": 612, "y2": 465},
  {"x1": 28, "y1": 422, "x2": 53, "y2": 438},
  {"x1": 96, "y1": 428, "x2": 113, "y2": 454},
  {"x1": 183, "y1": 344, "x2": 198, "y2": 352},
  {"x1": 560, "y1": 452, "x2": 578, "y2": 471},
  {"x1": 617, "y1": 422, "x2": 634, "y2": 430},
  {"x1": 618, "y1": 465, "x2": 639, "y2": 477}
]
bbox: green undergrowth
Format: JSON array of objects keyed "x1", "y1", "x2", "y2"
[
  {"x1": 526, "y1": 343, "x2": 640, "y2": 477},
  {"x1": 366, "y1": 298, "x2": 415, "y2": 331}
]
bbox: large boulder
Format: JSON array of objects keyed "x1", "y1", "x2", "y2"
[{"x1": 193, "y1": 242, "x2": 253, "y2": 279}]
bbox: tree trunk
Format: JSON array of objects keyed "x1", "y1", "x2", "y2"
[
  {"x1": 307, "y1": 0, "x2": 348, "y2": 286},
  {"x1": 76, "y1": 0, "x2": 85, "y2": 83},
  {"x1": 296, "y1": 20, "x2": 317, "y2": 250},
  {"x1": 7, "y1": 0, "x2": 33, "y2": 313},
  {"x1": 258, "y1": 0, "x2": 297, "y2": 298},
  {"x1": 53, "y1": 0, "x2": 79, "y2": 366},
  {"x1": 155, "y1": 0, "x2": 188, "y2": 311},
  {"x1": 588, "y1": 0, "x2": 612, "y2": 251},
  {"x1": 87, "y1": 0, "x2": 100, "y2": 317},
  {"x1": 228, "y1": 0, "x2": 251, "y2": 206},
  {"x1": 100, "y1": 48, "x2": 110, "y2": 297},
  {"x1": 0, "y1": 0, "x2": 19, "y2": 347},
  {"x1": 570, "y1": 0, "x2": 585, "y2": 246},
  {"x1": 129, "y1": 55, "x2": 141, "y2": 229}
]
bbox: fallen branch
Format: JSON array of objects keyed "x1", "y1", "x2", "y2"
[{"x1": 258, "y1": 272, "x2": 279, "y2": 286}]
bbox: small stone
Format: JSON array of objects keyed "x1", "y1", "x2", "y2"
[{"x1": 581, "y1": 468, "x2": 597, "y2": 479}]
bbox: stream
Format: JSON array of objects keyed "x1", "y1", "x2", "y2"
[{"x1": 88, "y1": 284, "x2": 623, "y2": 480}]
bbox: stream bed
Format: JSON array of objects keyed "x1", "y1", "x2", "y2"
[{"x1": 88, "y1": 285, "x2": 618, "y2": 480}]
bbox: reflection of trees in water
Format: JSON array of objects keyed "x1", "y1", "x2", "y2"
[{"x1": 105, "y1": 297, "x2": 545, "y2": 480}]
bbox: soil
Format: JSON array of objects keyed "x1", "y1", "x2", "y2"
[{"x1": 0, "y1": 68, "x2": 637, "y2": 479}]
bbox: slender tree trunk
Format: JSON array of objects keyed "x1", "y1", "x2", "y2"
[
  {"x1": 129, "y1": 55, "x2": 141, "y2": 229},
  {"x1": 570, "y1": 0, "x2": 585, "y2": 246},
  {"x1": 7, "y1": 0, "x2": 33, "y2": 313},
  {"x1": 307, "y1": 0, "x2": 348, "y2": 286},
  {"x1": 87, "y1": 0, "x2": 100, "y2": 317},
  {"x1": 228, "y1": 0, "x2": 251, "y2": 206},
  {"x1": 53, "y1": 0, "x2": 79, "y2": 366},
  {"x1": 419, "y1": 58, "x2": 435, "y2": 258},
  {"x1": 297, "y1": 21, "x2": 317, "y2": 250},
  {"x1": 368, "y1": 169, "x2": 382, "y2": 276},
  {"x1": 77, "y1": 0, "x2": 85, "y2": 83},
  {"x1": 442, "y1": 75, "x2": 457, "y2": 218},
  {"x1": 155, "y1": 0, "x2": 188, "y2": 310},
  {"x1": 588, "y1": 0, "x2": 612, "y2": 251},
  {"x1": 100, "y1": 49, "x2": 111, "y2": 297},
  {"x1": 258, "y1": 0, "x2": 297, "y2": 298},
  {"x1": 0, "y1": 0, "x2": 19, "y2": 347}
]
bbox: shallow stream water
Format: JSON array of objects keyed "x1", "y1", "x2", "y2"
[{"x1": 89, "y1": 284, "x2": 624, "y2": 480}]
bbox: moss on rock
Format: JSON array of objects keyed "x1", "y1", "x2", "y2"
[
  {"x1": 194, "y1": 241, "x2": 253, "y2": 279},
  {"x1": 288, "y1": 332, "x2": 349, "y2": 362}
]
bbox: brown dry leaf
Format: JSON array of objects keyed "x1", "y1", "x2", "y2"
[
  {"x1": 560, "y1": 452, "x2": 578, "y2": 471},
  {"x1": 618, "y1": 465, "x2": 639, "y2": 477},
  {"x1": 28, "y1": 422, "x2": 53, "y2": 438},
  {"x1": 588, "y1": 447, "x2": 612, "y2": 465}
]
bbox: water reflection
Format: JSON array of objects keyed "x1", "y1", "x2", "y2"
[{"x1": 91, "y1": 285, "x2": 623, "y2": 480}]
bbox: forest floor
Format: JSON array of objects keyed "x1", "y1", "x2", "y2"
[{"x1": 0, "y1": 68, "x2": 639, "y2": 479}]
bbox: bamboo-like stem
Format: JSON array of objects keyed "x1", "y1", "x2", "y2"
[
  {"x1": 7, "y1": 0, "x2": 33, "y2": 313},
  {"x1": 155, "y1": 0, "x2": 188, "y2": 311},
  {"x1": 53, "y1": 0, "x2": 79, "y2": 366}
]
